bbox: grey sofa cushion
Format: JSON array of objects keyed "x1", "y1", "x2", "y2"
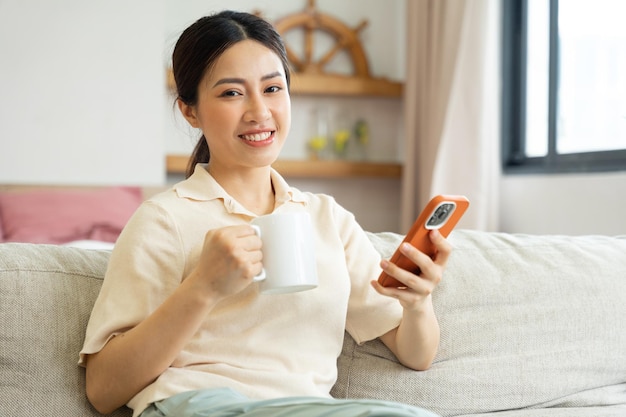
[
  {"x1": 332, "y1": 230, "x2": 626, "y2": 416},
  {"x1": 0, "y1": 243, "x2": 131, "y2": 417}
]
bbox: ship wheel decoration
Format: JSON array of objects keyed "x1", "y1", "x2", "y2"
[{"x1": 273, "y1": 0, "x2": 372, "y2": 79}]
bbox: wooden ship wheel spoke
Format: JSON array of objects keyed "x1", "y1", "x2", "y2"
[
  {"x1": 272, "y1": 0, "x2": 402, "y2": 96},
  {"x1": 274, "y1": 0, "x2": 370, "y2": 77}
]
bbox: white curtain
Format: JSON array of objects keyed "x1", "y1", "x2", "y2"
[{"x1": 401, "y1": 0, "x2": 500, "y2": 232}]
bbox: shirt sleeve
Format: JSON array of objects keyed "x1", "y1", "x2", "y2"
[
  {"x1": 332, "y1": 202, "x2": 403, "y2": 344},
  {"x1": 78, "y1": 199, "x2": 185, "y2": 365}
]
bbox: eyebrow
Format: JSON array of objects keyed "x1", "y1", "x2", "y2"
[{"x1": 212, "y1": 71, "x2": 283, "y2": 88}]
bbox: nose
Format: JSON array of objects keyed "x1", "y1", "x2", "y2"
[{"x1": 244, "y1": 93, "x2": 271, "y2": 123}]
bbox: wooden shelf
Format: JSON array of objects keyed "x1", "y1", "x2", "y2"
[
  {"x1": 272, "y1": 159, "x2": 402, "y2": 178},
  {"x1": 290, "y1": 73, "x2": 402, "y2": 97},
  {"x1": 166, "y1": 155, "x2": 402, "y2": 178},
  {"x1": 166, "y1": 70, "x2": 402, "y2": 98}
]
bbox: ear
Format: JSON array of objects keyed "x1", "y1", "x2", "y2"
[{"x1": 177, "y1": 99, "x2": 200, "y2": 128}]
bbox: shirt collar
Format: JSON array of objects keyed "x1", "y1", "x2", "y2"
[{"x1": 173, "y1": 163, "x2": 307, "y2": 215}]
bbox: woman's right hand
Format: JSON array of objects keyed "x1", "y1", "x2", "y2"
[
  {"x1": 85, "y1": 224, "x2": 264, "y2": 414},
  {"x1": 190, "y1": 225, "x2": 264, "y2": 299}
]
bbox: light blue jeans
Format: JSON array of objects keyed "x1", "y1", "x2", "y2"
[{"x1": 140, "y1": 388, "x2": 440, "y2": 417}]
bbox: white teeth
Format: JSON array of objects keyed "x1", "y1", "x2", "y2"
[{"x1": 241, "y1": 132, "x2": 272, "y2": 142}]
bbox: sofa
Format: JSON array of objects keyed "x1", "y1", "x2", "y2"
[{"x1": 1, "y1": 229, "x2": 625, "y2": 417}]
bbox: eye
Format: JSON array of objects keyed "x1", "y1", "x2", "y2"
[
  {"x1": 265, "y1": 85, "x2": 282, "y2": 94},
  {"x1": 220, "y1": 90, "x2": 241, "y2": 98}
]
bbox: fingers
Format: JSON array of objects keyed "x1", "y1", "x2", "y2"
[
  {"x1": 235, "y1": 225, "x2": 264, "y2": 252},
  {"x1": 401, "y1": 230, "x2": 451, "y2": 280},
  {"x1": 377, "y1": 231, "x2": 452, "y2": 296},
  {"x1": 230, "y1": 225, "x2": 264, "y2": 273},
  {"x1": 429, "y1": 230, "x2": 452, "y2": 267},
  {"x1": 379, "y1": 256, "x2": 433, "y2": 296},
  {"x1": 201, "y1": 225, "x2": 264, "y2": 283},
  {"x1": 211, "y1": 225, "x2": 262, "y2": 252}
]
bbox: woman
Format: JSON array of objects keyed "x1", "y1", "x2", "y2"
[{"x1": 80, "y1": 11, "x2": 449, "y2": 417}]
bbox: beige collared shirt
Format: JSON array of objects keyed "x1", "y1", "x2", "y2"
[{"x1": 80, "y1": 164, "x2": 402, "y2": 417}]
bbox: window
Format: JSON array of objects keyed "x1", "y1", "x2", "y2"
[{"x1": 501, "y1": 0, "x2": 626, "y2": 173}]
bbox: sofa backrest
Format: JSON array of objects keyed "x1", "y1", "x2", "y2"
[
  {"x1": 333, "y1": 230, "x2": 626, "y2": 416},
  {"x1": 0, "y1": 243, "x2": 131, "y2": 417}
]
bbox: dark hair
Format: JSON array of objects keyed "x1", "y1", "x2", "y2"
[{"x1": 172, "y1": 11, "x2": 291, "y2": 178}]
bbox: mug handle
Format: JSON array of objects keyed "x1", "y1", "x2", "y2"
[{"x1": 250, "y1": 225, "x2": 266, "y2": 282}]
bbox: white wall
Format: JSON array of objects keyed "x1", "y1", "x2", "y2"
[
  {"x1": 0, "y1": 0, "x2": 165, "y2": 185},
  {"x1": 500, "y1": 172, "x2": 626, "y2": 235}
]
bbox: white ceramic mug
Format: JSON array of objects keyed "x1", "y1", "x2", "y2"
[{"x1": 250, "y1": 212, "x2": 318, "y2": 294}]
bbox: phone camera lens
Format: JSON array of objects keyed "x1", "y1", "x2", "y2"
[{"x1": 427, "y1": 204, "x2": 454, "y2": 227}]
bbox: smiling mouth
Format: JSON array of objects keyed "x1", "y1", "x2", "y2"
[{"x1": 240, "y1": 131, "x2": 274, "y2": 142}]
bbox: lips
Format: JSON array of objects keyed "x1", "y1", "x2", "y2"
[{"x1": 240, "y1": 131, "x2": 274, "y2": 142}]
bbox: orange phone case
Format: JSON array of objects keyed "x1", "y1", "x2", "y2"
[{"x1": 378, "y1": 195, "x2": 470, "y2": 288}]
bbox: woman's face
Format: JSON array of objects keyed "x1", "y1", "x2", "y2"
[{"x1": 180, "y1": 39, "x2": 291, "y2": 174}]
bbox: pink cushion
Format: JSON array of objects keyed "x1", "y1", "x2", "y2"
[{"x1": 0, "y1": 187, "x2": 143, "y2": 244}]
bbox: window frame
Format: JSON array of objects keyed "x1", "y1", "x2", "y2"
[{"x1": 501, "y1": 0, "x2": 626, "y2": 174}]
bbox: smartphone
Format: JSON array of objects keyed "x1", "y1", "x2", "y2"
[{"x1": 378, "y1": 195, "x2": 470, "y2": 288}]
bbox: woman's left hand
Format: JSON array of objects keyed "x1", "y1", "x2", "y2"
[
  {"x1": 371, "y1": 230, "x2": 452, "y2": 312},
  {"x1": 371, "y1": 230, "x2": 451, "y2": 370}
]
